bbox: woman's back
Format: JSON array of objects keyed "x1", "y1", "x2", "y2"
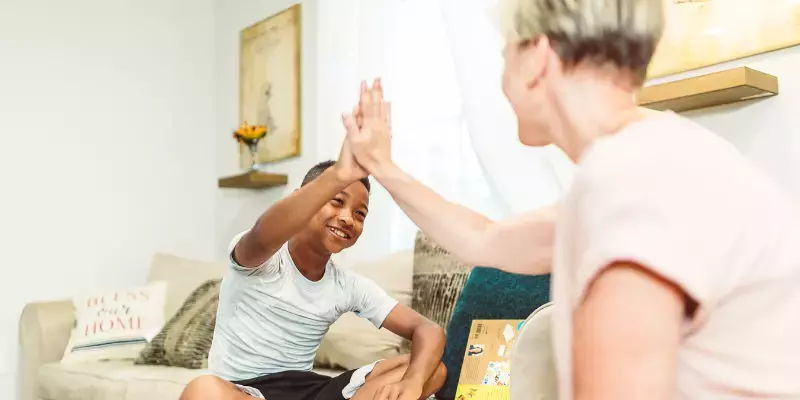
[{"x1": 552, "y1": 111, "x2": 800, "y2": 398}]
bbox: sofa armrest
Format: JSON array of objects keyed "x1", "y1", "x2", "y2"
[{"x1": 19, "y1": 300, "x2": 74, "y2": 400}]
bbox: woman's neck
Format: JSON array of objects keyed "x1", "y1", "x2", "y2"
[{"x1": 550, "y1": 74, "x2": 646, "y2": 162}]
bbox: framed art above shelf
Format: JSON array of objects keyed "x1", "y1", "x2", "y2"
[
  {"x1": 238, "y1": 4, "x2": 302, "y2": 167},
  {"x1": 218, "y1": 171, "x2": 288, "y2": 189},
  {"x1": 637, "y1": 67, "x2": 779, "y2": 113}
]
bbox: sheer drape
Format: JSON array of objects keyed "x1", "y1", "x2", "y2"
[
  {"x1": 438, "y1": 0, "x2": 574, "y2": 213},
  {"x1": 315, "y1": 0, "x2": 572, "y2": 264}
]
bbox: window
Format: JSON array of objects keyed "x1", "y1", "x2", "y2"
[{"x1": 380, "y1": 0, "x2": 503, "y2": 251}]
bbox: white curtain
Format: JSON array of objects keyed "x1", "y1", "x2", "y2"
[
  {"x1": 315, "y1": 0, "x2": 572, "y2": 264},
  {"x1": 438, "y1": 0, "x2": 575, "y2": 213}
]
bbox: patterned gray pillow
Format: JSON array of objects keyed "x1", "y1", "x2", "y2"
[
  {"x1": 135, "y1": 279, "x2": 221, "y2": 369},
  {"x1": 411, "y1": 231, "x2": 473, "y2": 330}
]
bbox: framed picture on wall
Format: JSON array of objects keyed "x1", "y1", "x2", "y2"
[
  {"x1": 648, "y1": 0, "x2": 800, "y2": 78},
  {"x1": 239, "y1": 4, "x2": 302, "y2": 167}
]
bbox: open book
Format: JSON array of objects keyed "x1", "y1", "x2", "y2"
[{"x1": 455, "y1": 319, "x2": 524, "y2": 400}]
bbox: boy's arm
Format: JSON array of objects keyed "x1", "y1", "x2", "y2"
[
  {"x1": 234, "y1": 167, "x2": 351, "y2": 267},
  {"x1": 573, "y1": 262, "x2": 684, "y2": 400},
  {"x1": 235, "y1": 141, "x2": 366, "y2": 267},
  {"x1": 381, "y1": 305, "x2": 445, "y2": 397}
]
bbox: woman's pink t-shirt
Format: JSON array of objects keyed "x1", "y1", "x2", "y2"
[{"x1": 552, "y1": 112, "x2": 800, "y2": 399}]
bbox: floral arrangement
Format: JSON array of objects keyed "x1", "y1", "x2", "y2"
[
  {"x1": 232, "y1": 121, "x2": 268, "y2": 144},
  {"x1": 232, "y1": 121, "x2": 268, "y2": 170}
]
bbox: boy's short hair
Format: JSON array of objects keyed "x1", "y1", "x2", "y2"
[{"x1": 302, "y1": 160, "x2": 371, "y2": 193}]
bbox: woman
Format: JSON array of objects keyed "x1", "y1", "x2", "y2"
[{"x1": 342, "y1": 0, "x2": 800, "y2": 398}]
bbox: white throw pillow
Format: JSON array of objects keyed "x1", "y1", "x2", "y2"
[{"x1": 61, "y1": 281, "x2": 168, "y2": 364}]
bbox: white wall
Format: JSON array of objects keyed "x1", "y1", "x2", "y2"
[
  {"x1": 646, "y1": 45, "x2": 800, "y2": 201},
  {"x1": 213, "y1": 0, "x2": 431, "y2": 266},
  {"x1": 212, "y1": 0, "x2": 396, "y2": 266},
  {"x1": 215, "y1": 1, "x2": 800, "y2": 264},
  {"x1": 213, "y1": 0, "x2": 321, "y2": 261},
  {"x1": 0, "y1": 0, "x2": 217, "y2": 397}
]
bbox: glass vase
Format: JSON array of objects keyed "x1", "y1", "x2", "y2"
[{"x1": 246, "y1": 140, "x2": 260, "y2": 171}]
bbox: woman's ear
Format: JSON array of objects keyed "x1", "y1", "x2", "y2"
[{"x1": 521, "y1": 36, "x2": 550, "y2": 89}]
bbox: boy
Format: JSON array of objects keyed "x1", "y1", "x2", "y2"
[{"x1": 180, "y1": 142, "x2": 446, "y2": 400}]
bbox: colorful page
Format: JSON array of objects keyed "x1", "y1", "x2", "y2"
[{"x1": 455, "y1": 319, "x2": 525, "y2": 400}]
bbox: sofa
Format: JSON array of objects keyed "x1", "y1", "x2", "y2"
[{"x1": 19, "y1": 247, "x2": 419, "y2": 400}]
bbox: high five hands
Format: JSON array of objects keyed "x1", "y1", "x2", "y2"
[
  {"x1": 340, "y1": 78, "x2": 394, "y2": 179},
  {"x1": 341, "y1": 82, "x2": 425, "y2": 400},
  {"x1": 334, "y1": 129, "x2": 368, "y2": 183}
]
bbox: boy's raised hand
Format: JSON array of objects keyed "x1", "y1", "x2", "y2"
[
  {"x1": 342, "y1": 78, "x2": 393, "y2": 176},
  {"x1": 334, "y1": 130, "x2": 368, "y2": 183}
]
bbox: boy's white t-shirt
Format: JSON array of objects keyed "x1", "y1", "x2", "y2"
[
  {"x1": 552, "y1": 112, "x2": 800, "y2": 398},
  {"x1": 208, "y1": 232, "x2": 399, "y2": 381}
]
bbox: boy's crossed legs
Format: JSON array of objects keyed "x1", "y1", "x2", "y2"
[
  {"x1": 180, "y1": 354, "x2": 446, "y2": 400},
  {"x1": 351, "y1": 354, "x2": 446, "y2": 400}
]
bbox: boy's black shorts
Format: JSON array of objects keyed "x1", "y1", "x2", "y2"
[{"x1": 234, "y1": 369, "x2": 358, "y2": 400}]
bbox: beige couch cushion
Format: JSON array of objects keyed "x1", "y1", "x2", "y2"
[
  {"x1": 315, "y1": 251, "x2": 413, "y2": 370},
  {"x1": 146, "y1": 253, "x2": 226, "y2": 318},
  {"x1": 38, "y1": 360, "x2": 342, "y2": 400},
  {"x1": 350, "y1": 250, "x2": 413, "y2": 306},
  {"x1": 38, "y1": 360, "x2": 203, "y2": 400}
]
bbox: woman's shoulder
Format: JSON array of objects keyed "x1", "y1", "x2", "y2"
[{"x1": 577, "y1": 112, "x2": 734, "y2": 187}]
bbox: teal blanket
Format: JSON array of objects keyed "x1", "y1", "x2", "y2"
[{"x1": 435, "y1": 267, "x2": 551, "y2": 400}]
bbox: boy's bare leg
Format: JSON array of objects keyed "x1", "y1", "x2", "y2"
[
  {"x1": 356, "y1": 354, "x2": 447, "y2": 400},
  {"x1": 366, "y1": 354, "x2": 411, "y2": 379},
  {"x1": 180, "y1": 375, "x2": 256, "y2": 400}
]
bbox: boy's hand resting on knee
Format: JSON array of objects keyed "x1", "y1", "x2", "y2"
[{"x1": 374, "y1": 379, "x2": 422, "y2": 400}]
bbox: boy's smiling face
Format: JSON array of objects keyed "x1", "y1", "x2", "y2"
[{"x1": 311, "y1": 180, "x2": 370, "y2": 254}]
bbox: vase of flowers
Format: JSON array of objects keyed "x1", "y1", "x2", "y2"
[{"x1": 232, "y1": 121, "x2": 268, "y2": 171}]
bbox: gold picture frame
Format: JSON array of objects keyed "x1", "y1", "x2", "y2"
[
  {"x1": 648, "y1": 0, "x2": 800, "y2": 78},
  {"x1": 239, "y1": 4, "x2": 302, "y2": 167}
]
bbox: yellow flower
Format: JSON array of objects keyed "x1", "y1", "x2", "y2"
[
  {"x1": 236, "y1": 121, "x2": 248, "y2": 134},
  {"x1": 234, "y1": 121, "x2": 267, "y2": 140}
]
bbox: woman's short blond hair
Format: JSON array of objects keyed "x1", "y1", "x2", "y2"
[{"x1": 500, "y1": 0, "x2": 665, "y2": 84}]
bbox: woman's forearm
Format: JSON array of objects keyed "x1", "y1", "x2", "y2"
[
  {"x1": 373, "y1": 162, "x2": 494, "y2": 263},
  {"x1": 372, "y1": 162, "x2": 555, "y2": 274}
]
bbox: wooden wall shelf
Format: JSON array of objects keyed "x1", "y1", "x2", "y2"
[
  {"x1": 637, "y1": 67, "x2": 778, "y2": 112},
  {"x1": 218, "y1": 171, "x2": 288, "y2": 189}
]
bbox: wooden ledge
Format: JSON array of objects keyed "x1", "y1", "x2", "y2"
[
  {"x1": 218, "y1": 171, "x2": 288, "y2": 189},
  {"x1": 637, "y1": 67, "x2": 778, "y2": 112}
]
